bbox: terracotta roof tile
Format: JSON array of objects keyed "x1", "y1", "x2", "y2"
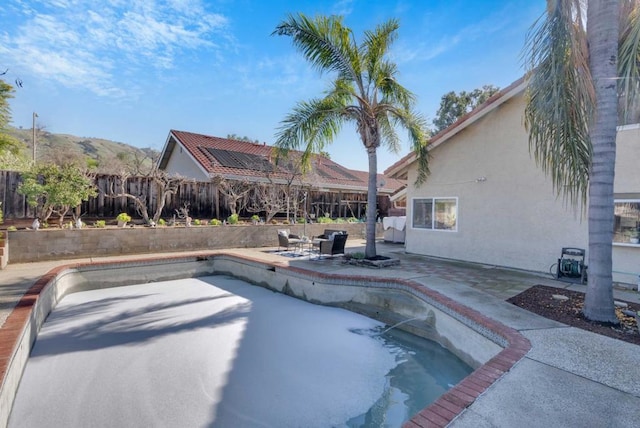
[{"x1": 167, "y1": 130, "x2": 405, "y2": 193}]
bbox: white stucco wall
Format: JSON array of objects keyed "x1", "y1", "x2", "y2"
[
  {"x1": 164, "y1": 144, "x2": 210, "y2": 181},
  {"x1": 614, "y1": 124, "x2": 640, "y2": 195},
  {"x1": 405, "y1": 92, "x2": 639, "y2": 285}
]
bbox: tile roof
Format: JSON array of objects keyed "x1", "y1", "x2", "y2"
[{"x1": 163, "y1": 130, "x2": 405, "y2": 194}]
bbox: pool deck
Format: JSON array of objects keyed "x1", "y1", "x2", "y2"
[{"x1": 1, "y1": 239, "x2": 639, "y2": 427}]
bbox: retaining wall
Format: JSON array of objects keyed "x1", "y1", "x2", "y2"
[{"x1": 6, "y1": 223, "x2": 374, "y2": 263}]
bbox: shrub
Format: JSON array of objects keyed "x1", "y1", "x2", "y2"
[
  {"x1": 209, "y1": 218, "x2": 222, "y2": 226},
  {"x1": 296, "y1": 217, "x2": 305, "y2": 224},
  {"x1": 270, "y1": 219, "x2": 278, "y2": 224},
  {"x1": 0, "y1": 202, "x2": 3, "y2": 225},
  {"x1": 95, "y1": 220, "x2": 106, "y2": 228},
  {"x1": 318, "y1": 216, "x2": 333, "y2": 224},
  {"x1": 282, "y1": 219, "x2": 290, "y2": 225},
  {"x1": 227, "y1": 213, "x2": 239, "y2": 224},
  {"x1": 344, "y1": 251, "x2": 365, "y2": 260},
  {"x1": 117, "y1": 213, "x2": 132, "y2": 222},
  {"x1": 347, "y1": 217, "x2": 359, "y2": 223},
  {"x1": 193, "y1": 219, "x2": 202, "y2": 226},
  {"x1": 158, "y1": 218, "x2": 166, "y2": 226},
  {"x1": 335, "y1": 218, "x2": 346, "y2": 224},
  {"x1": 7, "y1": 226, "x2": 17, "y2": 231},
  {"x1": 251, "y1": 214, "x2": 260, "y2": 222}
]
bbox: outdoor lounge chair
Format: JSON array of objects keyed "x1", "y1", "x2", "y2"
[
  {"x1": 277, "y1": 229, "x2": 302, "y2": 251},
  {"x1": 314, "y1": 233, "x2": 348, "y2": 258}
]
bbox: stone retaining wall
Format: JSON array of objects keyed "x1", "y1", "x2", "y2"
[{"x1": 6, "y1": 223, "x2": 374, "y2": 263}]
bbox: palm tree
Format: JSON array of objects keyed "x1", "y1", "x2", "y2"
[
  {"x1": 272, "y1": 14, "x2": 430, "y2": 258},
  {"x1": 524, "y1": 0, "x2": 640, "y2": 322}
]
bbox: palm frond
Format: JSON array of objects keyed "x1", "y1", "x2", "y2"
[
  {"x1": 362, "y1": 19, "x2": 399, "y2": 86},
  {"x1": 376, "y1": 62, "x2": 415, "y2": 110},
  {"x1": 273, "y1": 95, "x2": 346, "y2": 168},
  {"x1": 273, "y1": 14, "x2": 359, "y2": 82},
  {"x1": 381, "y1": 105, "x2": 430, "y2": 184},
  {"x1": 376, "y1": 113, "x2": 401, "y2": 153},
  {"x1": 523, "y1": 0, "x2": 594, "y2": 207},
  {"x1": 618, "y1": 1, "x2": 640, "y2": 123}
]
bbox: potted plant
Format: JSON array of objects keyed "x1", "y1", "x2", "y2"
[{"x1": 116, "y1": 212, "x2": 131, "y2": 228}]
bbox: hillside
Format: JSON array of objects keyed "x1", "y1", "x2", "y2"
[{"x1": 5, "y1": 125, "x2": 158, "y2": 169}]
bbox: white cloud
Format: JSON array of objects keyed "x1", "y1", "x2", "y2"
[
  {"x1": 1, "y1": 0, "x2": 230, "y2": 98},
  {"x1": 331, "y1": 0, "x2": 355, "y2": 17},
  {"x1": 392, "y1": 7, "x2": 510, "y2": 65}
]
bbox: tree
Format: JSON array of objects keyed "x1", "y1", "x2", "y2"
[
  {"x1": 273, "y1": 14, "x2": 430, "y2": 258},
  {"x1": 18, "y1": 163, "x2": 97, "y2": 227},
  {"x1": 431, "y1": 85, "x2": 500, "y2": 133},
  {"x1": 523, "y1": 0, "x2": 639, "y2": 322},
  {"x1": 108, "y1": 153, "x2": 192, "y2": 224},
  {"x1": 0, "y1": 80, "x2": 25, "y2": 157},
  {"x1": 212, "y1": 176, "x2": 251, "y2": 216},
  {"x1": 226, "y1": 134, "x2": 260, "y2": 143}
]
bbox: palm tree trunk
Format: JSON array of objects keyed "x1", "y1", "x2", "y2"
[
  {"x1": 583, "y1": 0, "x2": 619, "y2": 323},
  {"x1": 365, "y1": 147, "x2": 378, "y2": 258}
]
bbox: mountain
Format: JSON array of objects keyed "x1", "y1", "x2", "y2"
[{"x1": 5, "y1": 125, "x2": 158, "y2": 169}]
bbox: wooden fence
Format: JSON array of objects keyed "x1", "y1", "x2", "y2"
[{"x1": 1, "y1": 170, "x2": 382, "y2": 221}]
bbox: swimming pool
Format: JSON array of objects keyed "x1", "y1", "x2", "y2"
[
  {"x1": 9, "y1": 275, "x2": 472, "y2": 427},
  {"x1": 0, "y1": 253, "x2": 530, "y2": 427}
]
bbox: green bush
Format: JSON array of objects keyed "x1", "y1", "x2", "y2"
[
  {"x1": 282, "y1": 219, "x2": 290, "y2": 225},
  {"x1": 158, "y1": 218, "x2": 166, "y2": 226},
  {"x1": 318, "y1": 216, "x2": 333, "y2": 224},
  {"x1": 0, "y1": 202, "x2": 3, "y2": 225},
  {"x1": 347, "y1": 217, "x2": 359, "y2": 223},
  {"x1": 227, "y1": 213, "x2": 239, "y2": 224},
  {"x1": 251, "y1": 214, "x2": 260, "y2": 222},
  {"x1": 345, "y1": 251, "x2": 365, "y2": 260},
  {"x1": 335, "y1": 218, "x2": 346, "y2": 223},
  {"x1": 209, "y1": 218, "x2": 222, "y2": 226},
  {"x1": 117, "y1": 213, "x2": 132, "y2": 222},
  {"x1": 95, "y1": 220, "x2": 106, "y2": 228},
  {"x1": 296, "y1": 217, "x2": 305, "y2": 224},
  {"x1": 7, "y1": 226, "x2": 17, "y2": 231},
  {"x1": 193, "y1": 219, "x2": 202, "y2": 226},
  {"x1": 270, "y1": 219, "x2": 278, "y2": 224}
]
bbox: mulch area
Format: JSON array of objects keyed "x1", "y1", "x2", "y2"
[{"x1": 507, "y1": 285, "x2": 640, "y2": 346}]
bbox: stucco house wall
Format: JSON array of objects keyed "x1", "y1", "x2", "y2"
[
  {"x1": 403, "y1": 92, "x2": 639, "y2": 285},
  {"x1": 163, "y1": 144, "x2": 210, "y2": 181}
]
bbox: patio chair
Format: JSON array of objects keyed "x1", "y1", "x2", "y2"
[
  {"x1": 315, "y1": 233, "x2": 348, "y2": 258},
  {"x1": 277, "y1": 229, "x2": 302, "y2": 251}
]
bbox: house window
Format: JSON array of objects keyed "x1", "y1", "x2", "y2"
[
  {"x1": 614, "y1": 200, "x2": 640, "y2": 244},
  {"x1": 412, "y1": 197, "x2": 457, "y2": 231}
]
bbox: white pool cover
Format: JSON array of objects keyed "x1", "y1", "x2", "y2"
[{"x1": 9, "y1": 275, "x2": 398, "y2": 427}]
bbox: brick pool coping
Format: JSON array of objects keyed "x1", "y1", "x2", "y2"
[{"x1": 0, "y1": 252, "x2": 531, "y2": 428}]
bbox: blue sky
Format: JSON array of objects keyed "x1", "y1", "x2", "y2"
[{"x1": 1, "y1": 0, "x2": 545, "y2": 172}]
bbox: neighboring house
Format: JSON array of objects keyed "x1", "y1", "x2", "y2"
[
  {"x1": 157, "y1": 130, "x2": 404, "y2": 219},
  {"x1": 386, "y1": 78, "x2": 640, "y2": 285}
]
